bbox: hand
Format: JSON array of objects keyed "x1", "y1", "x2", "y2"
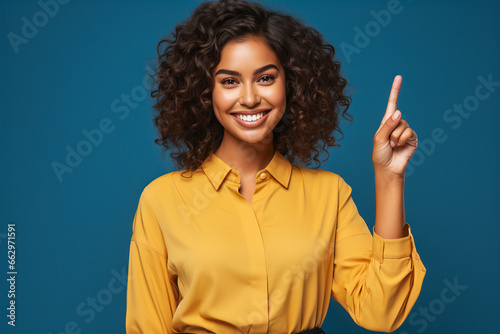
[{"x1": 372, "y1": 75, "x2": 418, "y2": 178}]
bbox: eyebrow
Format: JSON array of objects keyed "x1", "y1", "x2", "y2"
[{"x1": 214, "y1": 64, "x2": 279, "y2": 77}]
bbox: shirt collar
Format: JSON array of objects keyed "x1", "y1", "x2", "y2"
[{"x1": 201, "y1": 149, "x2": 292, "y2": 191}]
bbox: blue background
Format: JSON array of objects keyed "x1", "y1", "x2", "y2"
[{"x1": 1, "y1": 0, "x2": 499, "y2": 333}]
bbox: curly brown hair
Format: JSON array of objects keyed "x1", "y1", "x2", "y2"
[{"x1": 149, "y1": 0, "x2": 353, "y2": 176}]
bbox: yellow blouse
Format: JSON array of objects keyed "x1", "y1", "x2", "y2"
[{"x1": 126, "y1": 149, "x2": 426, "y2": 333}]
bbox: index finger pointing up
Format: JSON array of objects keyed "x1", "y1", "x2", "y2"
[{"x1": 380, "y1": 75, "x2": 402, "y2": 126}]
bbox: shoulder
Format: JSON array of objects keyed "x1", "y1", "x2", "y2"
[
  {"x1": 291, "y1": 166, "x2": 354, "y2": 205},
  {"x1": 293, "y1": 165, "x2": 353, "y2": 195},
  {"x1": 294, "y1": 165, "x2": 344, "y2": 185},
  {"x1": 139, "y1": 169, "x2": 204, "y2": 202},
  {"x1": 141, "y1": 172, "x2": 172, "y2": 196}
]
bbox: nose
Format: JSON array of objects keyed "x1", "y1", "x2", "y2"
[{"x1": 239, "y1": 83, "x2": 261, "y2": 107}]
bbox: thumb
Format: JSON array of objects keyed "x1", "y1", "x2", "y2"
[{"x1": 376, "y1": 110, "x2": 401, "y2": 142}]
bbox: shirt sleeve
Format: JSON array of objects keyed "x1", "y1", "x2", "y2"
[
  {"x1": 331, "y1": 175, "x2": 427, "y2": 332},
  {"x1": 126, "y1": 189, "x2": 180, "y2": 334}
]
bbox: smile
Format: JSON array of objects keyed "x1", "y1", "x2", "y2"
[
  {"x1": 234, "y1": 110, "x2": 270, "y2": 121},
  {"x1": 231, "y1": 109, "x2": 271, "y2": 128}
]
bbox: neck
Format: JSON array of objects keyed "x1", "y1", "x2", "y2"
[{"x1": 214, "y1": 130, "x2": 275, "y2": 179}]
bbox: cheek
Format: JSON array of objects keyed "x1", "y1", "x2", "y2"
[
  {"x1": 212, "y1": 88, "x2": 238, "y2": 112},
  {"x1": 263, "y1": 84, "x2": 287, "y2": 111}
]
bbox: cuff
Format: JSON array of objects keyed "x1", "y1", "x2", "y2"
[{"x1": 372, "y1": 222, "x2": 413, "y2": 263}]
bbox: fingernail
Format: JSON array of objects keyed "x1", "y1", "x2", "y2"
[
  {"x1": 392, "y1": 110, "x2": 400, "y2": 120},
  {"x1": 390, "y1": 140, "x2": 396, "y2": 147}
]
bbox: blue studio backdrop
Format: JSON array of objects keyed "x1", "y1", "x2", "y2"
[{"x1": 1, "y1": 0, "x2": 499, "y2": 333}]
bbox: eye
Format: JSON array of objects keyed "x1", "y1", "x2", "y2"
[
  {"x1": 220, "y1": 75, "x2": 275, "y2": 86},
  {"x1": 258, "y1": 75, "x2": 275, "y2": 84},
  {"x1": 220, "y1": 78, "x2": 238, "y2": 86}
]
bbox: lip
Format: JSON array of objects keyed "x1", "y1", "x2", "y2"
[{"x1": 231, "y1": 109, "x2": 271, "y2": 128}]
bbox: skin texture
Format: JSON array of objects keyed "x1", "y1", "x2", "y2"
[{"x1": 212, "y1": 36, "x2": 287, "y2": 203}]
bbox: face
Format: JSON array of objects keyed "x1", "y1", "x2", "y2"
[{"x1": 212, "y1": 36, "x2": 287, "y2": 145}]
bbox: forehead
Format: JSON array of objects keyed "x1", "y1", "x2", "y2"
[{"x1": 215, "y1": 37, "x2": 281, "y2": 71}]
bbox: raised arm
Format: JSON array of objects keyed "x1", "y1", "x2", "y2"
[
  {"x1": 331, "y1": 75, "x2": 426, "y2": 332},
  {"x1": 372, "y1": 75, "x2": 418, "y2": 239}
]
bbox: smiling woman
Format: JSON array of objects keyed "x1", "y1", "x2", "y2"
[
  {"x1": 125, "y1": 0, "x2": 426, "y2": 333},
  {"x1": 210, "y1": 36, "x2": 289, "y2": 202},
  {"x1": 211, "y1": 37, "x2": 288, "y2": 173},
  {"x1": 147, "y1": 1, "x2": 353, "y2": 178}
]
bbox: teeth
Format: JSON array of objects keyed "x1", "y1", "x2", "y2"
[{"x1": 234, "y1": 111, "x2": 268, "y2": 122}]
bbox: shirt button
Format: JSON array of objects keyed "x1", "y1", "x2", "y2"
[{"x1": 260, "y1": 172, "x2": 267, "y2": 180}]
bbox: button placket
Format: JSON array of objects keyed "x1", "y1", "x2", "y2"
[{"x1": 235, "y1": 185, "x2": 270, "y2": 333}]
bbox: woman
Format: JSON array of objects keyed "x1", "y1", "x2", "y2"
[{"x1": 126, "y1": 0, "x2": 426, "y2": 333}]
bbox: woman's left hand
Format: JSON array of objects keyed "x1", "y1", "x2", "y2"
[{"x1": 372, "y1": 75, "x2": 418, "y2": 178}]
